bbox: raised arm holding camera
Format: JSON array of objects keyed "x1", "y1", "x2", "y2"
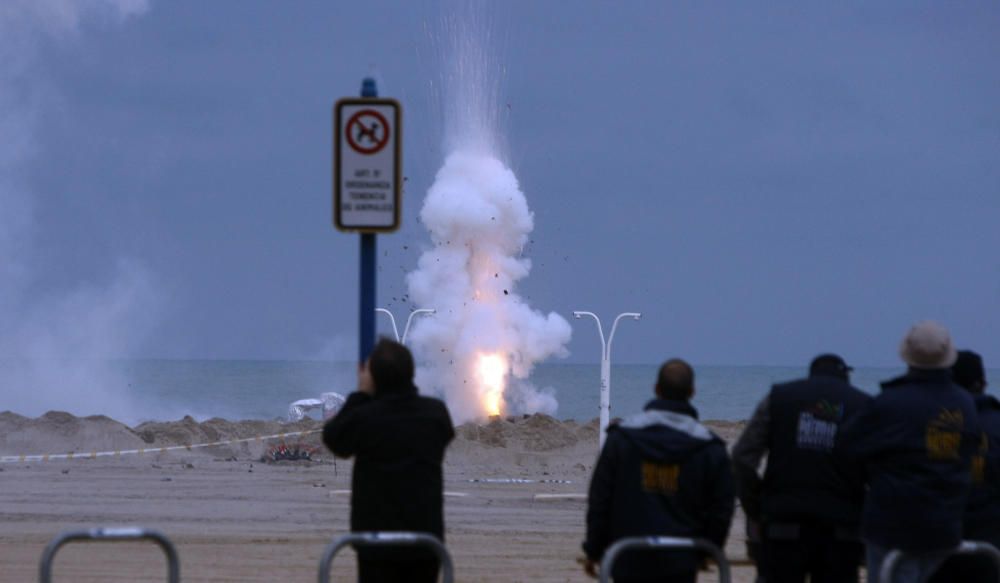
[{"x1": 323, "y1": 339, "x2": 455, "y2": 583}]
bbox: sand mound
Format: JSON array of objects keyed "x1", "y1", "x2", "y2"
[
  {"x1": 454, "y1": 414, "x2": 601, "y2": 452},
  {"x1": 0, "y1": 410, "x2": 146, "y2": 455},
  {"x1": 457, "y1": 417, "x2": 514, "y2": 447},
  {"x1": 0, "y1": 412, "x2": 325, "y2": 458},
  {"x1": 0, "y1": 410, "x2": 30, "y2": 431},
  {"x1": 132, "y1": 416, "x2": 322, "y2": 445},
  {"x1": 130, "y1": 417, "x2": 325, "y2": 459},
  {"x1": 1, "y1": 409, "x2": 742, "y2": 463},
  {"x1": 446, "y1": 415, "x2": 602, "y2": 477},
  {"x1": 519, "y1": 414, "x2": 580, "y2": 451}
]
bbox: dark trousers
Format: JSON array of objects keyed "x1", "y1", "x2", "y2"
[
  {"x1": 762, "y1": 522, "x2": 862, "y2": 583},
  {"x1": 616, "y1": 573, "x2": 696, "y2": 583},
  {"x1": 928, "y1": 554, "x2": 1000, "y2": 583},
  {"x1": 358, "y1": 558, "x2": 439, "y2": 583},
  {"x1": 609, "y1": 548, "x2": 700, "y2": 583}
]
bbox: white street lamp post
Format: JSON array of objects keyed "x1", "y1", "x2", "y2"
[
  {"x1": 375, "y1": 308, "x2": 435, "y2": 344},
  {"x1": 573, "y1": 311, "x2": 642, "y2": 449}
]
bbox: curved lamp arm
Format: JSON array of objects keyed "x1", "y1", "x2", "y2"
[
  {"x1": 401, "y1": 309, "x2": 435, "y2": 344},
  {"x1": 374, "y1": 308, "x2": 400, "y2": 343},
  {"x1": 572, "y1": 311, "x2": 606, "y2": 357},
  {"x1": 607, "y1": 312, "x2": 641, "y2": 359}
]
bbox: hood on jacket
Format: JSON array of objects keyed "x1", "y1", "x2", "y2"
[{"x1": 609, "y1": 398, "x2": 721, "y2": 463}]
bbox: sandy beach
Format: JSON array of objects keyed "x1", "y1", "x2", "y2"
[{"x1": 0, "y1": 411, "x2": 755, "y2": 582}]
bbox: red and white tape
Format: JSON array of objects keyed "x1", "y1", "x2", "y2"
[{"x1": 0, "y1": 429, "x2": 322, "y2": 464}]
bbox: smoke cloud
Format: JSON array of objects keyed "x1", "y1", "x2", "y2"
[
  {"x1": 407, "y1": 7, "x2": 571, "y2": 423},
  {"x1": 0, "y1": 0, "x2": 150, "y2": 38},
  {"x1": 0, "y1": 0, "x2": 158, "y2": 422}
]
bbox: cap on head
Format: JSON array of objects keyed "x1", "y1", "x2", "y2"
[
  {"x1": 899, "y1": 320, "x2": 957, "y2": 369},
  {"x1": 952, "y1": 350, "x2": 986, "y2": 393},
  {"x1": 809, "y1": 353, "x2": 853, "y2": 380}
]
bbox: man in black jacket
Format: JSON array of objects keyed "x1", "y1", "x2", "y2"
[
  {"x1": 952, "y1": 351, "x2": 1000, "y2": 550},
  {"x1": 323, "y1": 339, "x2": 455, "y2": 583},
  {"x1": 583, "y1": 359, "x2": 735, "y2": 583},
  {"x1": 732, "y1": 354, "x2": 871, "y2": 583},
  {"x1": 930, "y1": 350, "x2": 1000, "y2": 582},
  {"x1": 838, "y1": 321, "x2": 980, "y2": 583}
]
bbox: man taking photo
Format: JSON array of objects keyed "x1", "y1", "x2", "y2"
[{"x1": 323, "y1": 338, "x2": 455, "y2": 583}]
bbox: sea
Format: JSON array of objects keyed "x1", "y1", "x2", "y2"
[
  {"x1": 5, "y1": 360, "x2": 998, "y2": 424},
  {"x1": 82, "y1": 360, "x2": 1000, "y2": 423}
]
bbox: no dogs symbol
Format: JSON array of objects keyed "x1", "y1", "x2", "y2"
[{"x1": 345, "y1": 109, "x2": 390, "y2": 155}]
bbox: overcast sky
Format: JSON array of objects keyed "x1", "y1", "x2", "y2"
[{"x1": 5, "y1": 1, "x2": 999, "y2": 367}]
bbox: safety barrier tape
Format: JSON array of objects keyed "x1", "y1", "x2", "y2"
[
  {"x1": 0, "y1": 429, "x2": 322, "y2": 464},
  {"x1": 329, "y1": 490, "x2": 470, "y2": 498},
  {"x1": 466, "y1": 478, "x2": 574, "y2": 484},
  {"x1": 533, "y1": 493, "x2": 586, "y2": 500}
]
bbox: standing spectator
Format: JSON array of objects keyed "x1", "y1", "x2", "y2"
[
  {"x1": 582, "y1": 358, "x2": 735, "y2": 583},
  {"x1": 838, "y1": 321, "x2": 980, "y2": 583},
  {"x1": 930, "y1": 350, "x2": 1000, "y2": 582},
  {"x1": 732, "y1": 354, "x2": 871, "y2": 583},
  {"x1": 323, "y1": 339, "x2": 455, "y2": 583}
]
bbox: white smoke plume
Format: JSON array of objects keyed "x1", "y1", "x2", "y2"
[
  {"x1": 0, "y1": 0, "x2": 150, "y2": 39},
  {"x1": 407, "y1": 6, "x2": 571, "y2": 423},
  {"x1": 0, "y1": 1, "x2": 157, "y2": 422}
]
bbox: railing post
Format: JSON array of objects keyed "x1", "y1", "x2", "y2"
[
  {"x1": 318, "y1": 531, "x2": 454, "y2": 583},
  {"x1": 39, "y1": 527, "x2": 179, "y2": 583},
  {"x1": 878, "y1": 540, "x2": 1000, "y2": 583},
  {"x1": 598, "y1": 536, "x2": 729, "y2": 583}
]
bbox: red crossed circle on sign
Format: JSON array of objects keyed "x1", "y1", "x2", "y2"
[{"x1": 345, "y1": 109, "x2": 390, "y2": 155}]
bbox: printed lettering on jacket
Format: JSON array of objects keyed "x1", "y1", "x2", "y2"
[
  {"x1": 641, "y1": 461, "x2": 680, "y2": 494},
  {"x1": 972, "y1": 432, "x2": 988, "y2": 484},
  {"x1": 796, "y1": 400, "x2": 844, "y2": 452},
  {"x1": 926, "y1": 408, "x2": 964, "y2": 461}
]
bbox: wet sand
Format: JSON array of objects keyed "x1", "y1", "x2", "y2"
[{"x1": 0, "y1": 412, "x2": 755, "y2": 582}]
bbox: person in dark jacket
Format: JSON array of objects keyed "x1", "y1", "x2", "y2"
[
  {"x1": 930, "y1": 350, "x2": 1000, "y2": 582},
  {"x1": 582, "y1": 359, "x2": 735, "y2": 583},
  {"x1": 323, "y1": 339, "x2": 455, "y2": 583},
  {"x1": 732, "y1": 353, "x2": 871, "y2": 583},
  {"x1": 838, "y1": 321, "x2": 980, "y2": 583}
]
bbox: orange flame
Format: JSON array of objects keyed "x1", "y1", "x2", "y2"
[{"x1": 477, "y1": 353, "x2": 507, "y2": 417}]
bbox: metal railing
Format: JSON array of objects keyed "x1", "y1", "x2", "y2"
[
  {"x1": 39, "y1": 527, "x2": 179, "y2": 583},
  {"x1": 318, "y1": 531, "x2": 454, "y2": 583},
  {"x1": 598, "y1": 536, "x2": 730, "y2": 583},
  {"x1": 878, "y1": 540, "x2": 1000, "y2": 583}
]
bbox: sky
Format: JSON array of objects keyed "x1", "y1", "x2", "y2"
[{"x1": 2, "y1": 1, "x2": 998, "y2": 368}]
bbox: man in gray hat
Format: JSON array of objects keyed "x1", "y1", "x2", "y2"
[
  {"x1": 733, "y1": 353, "x2": 871, "y2": 583},
  {"x1": 838, "y1": 321, "x2": 980, "y2": 583}
]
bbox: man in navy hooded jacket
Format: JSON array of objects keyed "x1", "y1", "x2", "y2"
[
  {"x1": 837, "y1": 322, "x2": 980, "y2": 583},
  {"x1": 583, "y1": 359, "x2": 735, "y2": 582}
]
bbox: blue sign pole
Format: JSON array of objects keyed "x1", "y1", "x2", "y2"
[{"x1": 358, "y1": 77, "x2": 378, "y2": 364}]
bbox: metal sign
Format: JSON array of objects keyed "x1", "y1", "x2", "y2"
[{"x1": 333, "y1": 98, "x2": 401, "y2": 232}]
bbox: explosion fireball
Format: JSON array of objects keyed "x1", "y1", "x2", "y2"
[
  {"x1": 405, "y1": 6, "x2": 572, "y2": 424},
  {"x1": 477, "y1": 353, "x2": 507, "y2": 417}
]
